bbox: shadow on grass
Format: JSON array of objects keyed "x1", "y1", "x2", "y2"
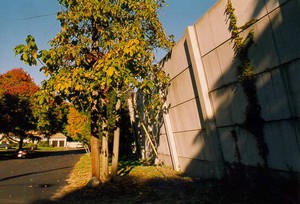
[
  {"x1": 32, "y1": 176, "x2": 220, "y2": 204},
  {"x1": 32, "y1": 166, "x2": 300, "y2": 204}
]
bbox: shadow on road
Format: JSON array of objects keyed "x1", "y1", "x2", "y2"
[
  {"x1": 0, "y1": 148, "x2": 85, "y2": 204},
  {"x1": 33, "y1": 149, "x2": 86, "y2": 158},
  {"x1": 0, "y1": 166, "x2": 73, "y2": 182}
]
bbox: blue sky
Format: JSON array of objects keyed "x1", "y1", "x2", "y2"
[{"x1": 0, "y1": 0, "x2": 217, "y2": 85}]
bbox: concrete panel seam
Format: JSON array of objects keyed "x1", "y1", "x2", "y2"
[
  {"x1": 169, "y1": 97, "x2": 199, "y2": 109},
  {"x1": 172, "y1": 129, "x2": 207, "y2": 134},
  {"x1": 169, "y1": 66, "x2": 190, "y2": 81},
  {"x1": 177, "y1": 155, "x2": 215, "y2": 162}
]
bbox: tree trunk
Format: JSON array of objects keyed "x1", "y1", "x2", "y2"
[
  {"x1": 111, "y1": 98, "x2": 121, "y2": 177},
  {"x1": 111, "y1": 126, "x2": 120, "y2": 177},
  {"x1": 18, "y1": 137, "x2": 24, "y2": 150},
  {"x1": 90, "y1": 90, "x2": 101, "y2": 180},
  {"x1": 127, "y1": 95, "x2": 141, "y2": 156},
  {"x1": 99, "y1": 87, "x2": 110, "y2": 182},
  {"x1": 101, "y1": 120, "x2": 109, "y2": 182}
]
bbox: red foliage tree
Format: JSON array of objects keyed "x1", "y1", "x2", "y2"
[
  {"x1": 0, "y1": 68, "x2": 39, "y2": 149},
  {"x1": 0, "y1": 68, "x2": 38, "y2": 97}
]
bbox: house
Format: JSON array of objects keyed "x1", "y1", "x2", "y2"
[{"x1": 49, "y1": 133, "x2": 67, "y2": 147}]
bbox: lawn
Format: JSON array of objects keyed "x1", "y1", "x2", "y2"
[
  {"x1": 36, "y1": 147, "x2": 69, "y2": 151},
  {"x1": 48, "y1": 154, "x2": 300, "y2": 204}
]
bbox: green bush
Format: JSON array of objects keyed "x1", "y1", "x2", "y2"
[
  {"x1": 24, "y1": 143, "x2": 38, "y2": 150},
  {"x1": 10, "y1": 143, "x2": 18, "y2": 148},
  {"x1": 38, "y1": 141, "x2": 50, "y2": 147}
]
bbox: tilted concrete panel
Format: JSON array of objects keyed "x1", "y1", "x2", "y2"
[
  {"x1": 219, "y1": 126, "x2": 264, "y2": 165},
  {"x1": 265, "y1": 0, "x2": 289, "y2": 13},
  {"x1": 167, "y1": 68, "x2": 196, "y2": 108},
  {"x1": 164, "y1": 37, "x2": 189, "y2": 79},
  {"x1": 281, "y1": 59, "x2": 300, "y2": 117},
  {"x1": 210, "y1": 88, "x2": 233, "y2": 127},
  {"x1": 215, "y1": 41, "x2": 239, "y2": 85},
  {"x1": 265, "y1": 120, "x2": 300, "y2": 172},
  {"x1": 178, "y1": 157, "x2": 218, "y2": 179},
  {"x1": 247, "y1": 16, "x2": 280, "y2": 73},
  {"x1": 157, "y1": 133, "x2": 171, "y2": 155},
  {"x1": 160, "y1": 52, "x2": 173, "y2": 77},
  {"x1": 168, "y1": 99, "x2": 202, "y2": 133},
  {"x1": 173, "y1": 131, "x2": 207, "y2": 161},
  {"x1": 202, "y1": 51, "x2": 224, "y2": 91},
  {"x1": 227, "y1": 83, "x2": 248, "y2": 125},
  {"x1": 160, "y1": 121, "x2": 166, "y2": 135},
  {"x1": 206, "y1": 0, "x2": 231, "y2": 50},
  {"x1": 194, "y1": 14, "x2": 215, "y2": 56},
  {"x1": 158, "y1": 154, "x2": 173, "y2": 167},
  {"x1": 269, "y1": 1, "x2": 300, "y2": 64},
  {"x1": 256, "y1": 69, "x2": 291, "y2": 121},
  {"x1": 231, "y1": 0, "x2": 268, "y2": 26},
  {"x1": 236, "y1": 128, "x2": 265, "y2": 166},
  {"x1": 219, "y1": 127, "x2": 238, "y2": 164}
]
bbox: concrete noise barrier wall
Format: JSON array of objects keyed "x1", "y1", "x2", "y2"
[{"x1": 158, "y1": 0, "x2": 300, "y2": 178}]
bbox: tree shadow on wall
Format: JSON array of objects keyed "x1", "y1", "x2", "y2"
[{"x1": 180, "y1": 0, "x2": 300, "y2": 203}]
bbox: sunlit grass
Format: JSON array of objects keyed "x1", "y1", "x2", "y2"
[
  {"x1": 0, "y1": 148, "x2": 14, "y2": 152},
  {"x1": 36, "y1": 147, "x2": 68, "y2": 151},
  {"x1": 129, "y1": 165, "x2": 179, "y2": 179},
  {"x1": 52, "y1": 154, "x2": 183, "y2": 201},
  {"x1": 52, "y1": 153, "x2": 92, "y2": 199}
]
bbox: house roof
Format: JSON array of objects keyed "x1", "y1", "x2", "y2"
[{"x1": 51, "y1": 133, "x2": 67, "y2": 139}]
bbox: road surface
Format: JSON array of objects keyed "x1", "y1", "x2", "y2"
[{"x1": 0, "y1": 149, "x2": 85, "y2": 204}]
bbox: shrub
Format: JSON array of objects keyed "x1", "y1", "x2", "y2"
[{"x1": 38, "y1": 141, "x2": 50, "y2": 147}]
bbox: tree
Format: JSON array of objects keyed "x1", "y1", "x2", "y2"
[
  {"x1": 0, "y1": 68, "x2": 38, "y2": 97},
  {"x1": 32, "y1": 90, "x2": 69, "y2": 138},
  {"x1": 0, "y1": 68, "x2": 39, "y2": 149},
  {"x1": 15, "y1": 0, "x2": 173, "y2": 182},
  {"x1": 66, "y1": 105, "x2": 91, "y2": 146}
]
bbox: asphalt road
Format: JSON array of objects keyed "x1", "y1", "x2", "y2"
[{"x1": 0, "y1": 149, "x2": 85, "y2": 204}]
